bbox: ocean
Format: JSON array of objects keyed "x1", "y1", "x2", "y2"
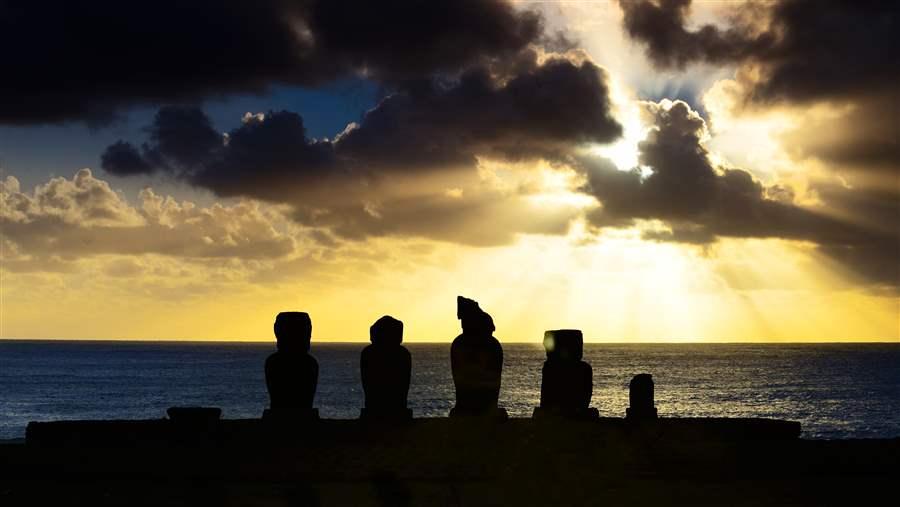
[{"x1": 1, "y1": 341, "x2": 898, "y2": 440}]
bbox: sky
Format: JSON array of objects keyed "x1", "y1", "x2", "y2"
[{"x1": 1, "y1": 0, "x2": 897, "y2": 342}]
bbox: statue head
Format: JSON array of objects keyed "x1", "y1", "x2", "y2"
[
  {"x1": 457, "y1": 296, "x2": 495, "y2": 335},
  {"x1": 543, "y1": 329, "x2": 583, "y2": 361},
  {"x1": 274, "y1": 311, "x2": 312, "y2": 352},
  {"x1": 370, "y1": 315, "x2": 403, "y2": 346}
]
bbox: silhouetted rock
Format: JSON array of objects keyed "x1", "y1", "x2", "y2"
[
  {"x1": 264, "y1": 311, "x2": 319, "y2": 420},
  {"x1": 360, "y1": 315, "x2": 413, "y2": 420},
  {"x1": 626, "y1": 373, "x2": 658, "y2": 420},
  {"x1": 534, "y1": 330, "x2": 598, "y2": 420},
  {"x1": 450, "y1": 296, "x2": 506, "y2": 419}
]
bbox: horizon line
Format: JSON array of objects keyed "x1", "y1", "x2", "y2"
[{"x1": 1, "y1": 338, "x2": 898, "y2": 345}]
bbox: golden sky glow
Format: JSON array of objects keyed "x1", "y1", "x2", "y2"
[
  {"x1": 1, "y1": 1, "x2": 898, "y2": 343},
  {"x1": 2, "y1": 225, "x2": 897, "y2": 341}
]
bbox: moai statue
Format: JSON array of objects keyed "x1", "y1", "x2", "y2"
[
  {"x1": 360, "y1": 315, "x2": 413, "y2": 420},
  {"x1": 450, "y1": 296, "x2": 506, "y2": 419},
  {"x1": 264, "y1": 312, "x2": 319, "y2": 420},
  {"x1": 534, "y1": 329, "x2": 598, "y2": 420},
  {"x1": 626, "y1": 373, "x2": 658, "y2": 420}
]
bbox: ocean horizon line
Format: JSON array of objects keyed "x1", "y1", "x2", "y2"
[{"x1": 2, "y1": 338, "x2": 898, "y2": 345}]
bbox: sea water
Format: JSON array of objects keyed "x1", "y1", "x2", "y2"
[{"x1": 1, "y1": 341, "x2": 898, "y2": 439}]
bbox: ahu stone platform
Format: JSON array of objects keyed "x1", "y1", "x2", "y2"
[
  {"x1": 23, "y1": 415, "x2": 802, "y2": 447},
  {"x1": 3, "y1": 416, "x2": 897, "y2": 506}
]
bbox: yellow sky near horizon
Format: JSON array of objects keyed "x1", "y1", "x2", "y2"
[{"x1": 3, "y1": 230, "x2": 898, "y2": 343}]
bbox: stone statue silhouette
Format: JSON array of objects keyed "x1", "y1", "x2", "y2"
[
  {"x1": 627, "y1": 373, "x2": 658, "y2": 420},
  {"x1": 450, "y1": 296, "x2": 505, "y2": 418},
  {"x1": 360, "y1": 315, "x2": 413, "y2": 420},
  {"x1": 534, "y1": 329, "x2": 598, "y2": 419},
  {"x1": 264, "y1": 311, "x2": 319, "y2": 420}
]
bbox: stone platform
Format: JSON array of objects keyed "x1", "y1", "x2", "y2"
[{"x1": 3, "y1": 417, "x2": 897, "y2": 506}]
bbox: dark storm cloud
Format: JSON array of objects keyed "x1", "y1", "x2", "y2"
[
  {"x1": 306, "y1": 1, "x2": 542, "y2": 81},
  {"x1": 618, "y1": 0, "x2": 899, "y2": 253},
  {"x1": 579, "y1": 100, "x2": 899, "y2": 288},
  {"x1": 103, "y1": 55, "x2": 621, "y2": 194},
  {"x1": 582, "y1": 102, "x2": 757, "y2": 225},
  {"x1": 743, "y1": 0, "x2": 899, "y2": 104},
  {"x1": 581, "y1": 102, "x2": 791, "y2": 234},
  {"x1": 100, "y1": 54, "x2": 620, "y2": 245},
  {"x1": 0, "y1": 0, "x2": 542, "y2": 125},
  {"x1": 618, "y1": 0, "x2": 765, "y2": 69},
  {"x1": 100, "y1": 142, "x2": 153, "y2": 176},
  {"x1": 781, "y1": 96, "x2": 900, "y2": 175},
  {"x1": 618, "y1": 0, "x2": 900, "y2": 173},
  {"x1": 336, "y1": 56, "x2": 622, "y2": 170},
  {"x1": 142, "y1": 107, "x2": 223, "y2": 172},
  {"x1": 102, "y1": 106, "x2": 337, "y2": 201},
  {"x1": 194, "y1": 111, "x2": 337, "y2": 200},
  {"x1": 618, "y1": 0, "x2": 899, "y2": 103}
]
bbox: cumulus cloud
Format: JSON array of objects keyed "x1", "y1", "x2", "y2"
[
  {"x1": 0, "y1": 0, "x2": 544, "y2": 125},
  {"x1": 98, "y1": 52, "x2": 619, "y2": 245},
  {"x1": 0, "y1": 169, "x2": 143, "y2": 227},
  {"x1": 107, "y1": 107, "x2": 337, "y2": 202},
  {"x1": 0, "y1": 169, "x2": 297, "y2": 264},
  {"x1": 102, "y1": 53, "x2": 621, "y2": 181},
  {"x1": 620, "y1": 0, "x2": 899, "y2": 175},
  {"x1": 615, "y1": 0, "x2": 898, "y2": 288},
  {"x1": 335, "y1": 54, "x2": 622, "y2": 170},
  {"x1": 618, "y1": 0, "x2": 767, "y2": 70},
  {"x1": 577, "y1": 100, "x2": 899, "y2": 288},
  {"x1": 581, "y1": 101, "x2": 774, "y2": 227},
  {"x1": 618, "y1": 0, "x2": 898, "y2": 104}
]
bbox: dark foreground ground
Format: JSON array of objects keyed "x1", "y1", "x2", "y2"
[{"x1": 1, "y1": 418, "x2": 897, "y2": 506}]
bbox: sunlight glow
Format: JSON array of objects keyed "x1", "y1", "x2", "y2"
[{"x1": 591, "y1": 77, "x2": 647, "y2": 172}]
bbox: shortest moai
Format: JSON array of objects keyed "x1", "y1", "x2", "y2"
[
  {"x1": 360, "y1": 315, "x2": 413, "y2": 420},
  {"x1": 534, "y1": 329, "x2": 598, "y2": 420},
  {"x1": 626, "y1": 373, "x2": 658, "y2": 420},
  {"x1": 264, "y1": 311, "x2": 319, "y2": 421}
]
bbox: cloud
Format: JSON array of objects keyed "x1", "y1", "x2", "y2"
[
  {"x1": 616, "y1": 0, "x2": 898, "y2": 286},
  {"x1": 145, "y1": 108, "x2": 336, "y2": 202},
  {"x1": 578, "y1": 100, "x2": 899, "y2": 288},
  {"x1": 778, "y1": 96, "x2": 900, "y2": 177},
  {"x1": 102, "y1": 258, "x2": 145, "y2": 278},
  {"x1": 618, "y1": 0, "x2": 764, "y2": 69},
  {"x1": 100, "y1": 142, "x2": 154, "y2": 176},
  {"x1": 0, "y1": 169, "x2": 297, "y2": 263},
  {"x1": 0, "y1": 168, "x2": 143, "y2": 227},
  {"x1": 335, "y1": 54, "x2": 622, "y2": 170},
  {"x1": 0, "y1": 0, "x2": 544, "y2": 125},
  {"x1": 618, "y1": 0, "x2": 898, "y2": 104},
  {"x1": 806, "y1": 181, "x2": 900, "y2": 288},
  {"x1": 99, "y1": 53, "x2": 620, "y2": 245},
  {"x1": 103, "y1": 53, "x2": 621, "y2": 180},
  {"x1": 291, "y1": 170, "x2": 584, "y2": 246},
  {"x1": 581, "y1": 100, "x2": 772, "y2": 226}
]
